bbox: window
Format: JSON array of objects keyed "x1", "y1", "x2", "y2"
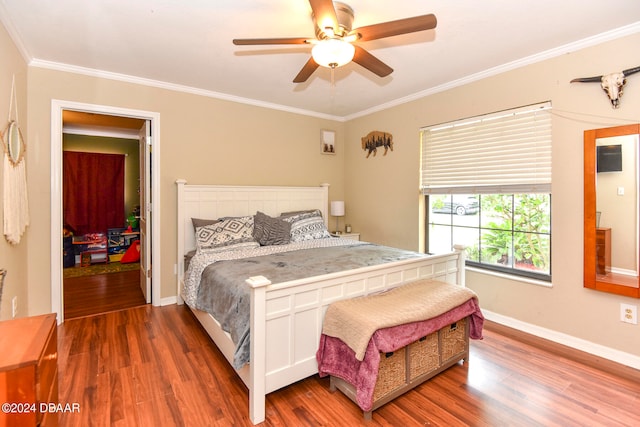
[{"x1": 421, "y1": 102, "x2": 552, "y2": 281}]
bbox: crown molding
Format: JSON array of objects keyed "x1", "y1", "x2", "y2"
[
  {"x1": 29, "y1": 59, "x2": 346, "y2": 122},
  {"x1": 5, "y1": 11, "x2": 639, "y2": 123},
  {"x1": 0, "y1": 1, "x2": 32, "y2": 64},
  {"x1": 344, "y1": 22, "x2": 640, "y2": 121}
]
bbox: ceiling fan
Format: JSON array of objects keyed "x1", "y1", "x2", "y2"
[{"x1": 232, "y1": 0, "x2": 437, "y2": 83}]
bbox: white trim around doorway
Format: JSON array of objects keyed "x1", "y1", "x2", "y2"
[{"x1": 51, "y1": 100, "x2": 161, "y2": 323}]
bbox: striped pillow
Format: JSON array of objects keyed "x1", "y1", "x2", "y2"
[
  {"x1": 253, "y1": 211, "x2": 291, "y2": 245},
  {"x1": 282, "y1": 210, "x2": 331, "y2": 242}
]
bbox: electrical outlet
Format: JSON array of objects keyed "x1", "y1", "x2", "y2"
[
  {"x1": 620, "y1": 303, "x2": 638, "y2": 325},
  {"x1": 11, "y1": 296, "x2": 17, "y2": 318}
]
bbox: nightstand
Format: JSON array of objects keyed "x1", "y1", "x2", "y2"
[
  {"x1": 334, "y1": 233, "x2": 360, "y2": 241},
  {"x1": 0, "y1": 313, "x2": 58, "y2": 426}
]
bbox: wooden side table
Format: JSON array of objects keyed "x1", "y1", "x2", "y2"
[{"x1": 0, "y1": 314, "x2": 58, "y2": 426}]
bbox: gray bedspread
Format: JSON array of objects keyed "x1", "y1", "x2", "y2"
[{"x1": 193, "y1": 242, "x2": 426, "y2": 369}]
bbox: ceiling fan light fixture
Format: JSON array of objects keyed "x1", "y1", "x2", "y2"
[{"x1": 311, "y1": 38, "x2": 355, "y2": 68}]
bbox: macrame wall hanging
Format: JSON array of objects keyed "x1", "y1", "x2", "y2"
[{"x1": 1, "y1": 75, "x2": 29, "y2": 244}]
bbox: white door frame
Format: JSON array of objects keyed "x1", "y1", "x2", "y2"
[
  {"x1": 50, "y1": 99, "x2": 161, "y2": 323},
  {"x1": 138, "y1": 121, "x2": 152, "y2": 301}
]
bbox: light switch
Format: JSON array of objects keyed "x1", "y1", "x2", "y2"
[{"x1": 617, "y1": 186, "x2": 625, "y2": 196}]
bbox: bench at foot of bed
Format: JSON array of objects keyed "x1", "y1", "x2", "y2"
[{"x1": 329, "y1": 317, "x2": 469, "y2": 420}]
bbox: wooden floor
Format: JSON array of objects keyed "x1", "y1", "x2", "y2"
[
  {"x1": 63, "y1": 270, "x2": 146, "y2": 319},
  {"x1": 56, "y1": 304, "x2": 640, "y2": 427}
]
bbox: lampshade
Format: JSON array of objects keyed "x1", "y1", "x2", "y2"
[
  {"x1": 312, "y1": 39, "x2": 355, "y2": 69},
  {"x1": 330, "y1": 201, "x2": 345, "y2": 217}
]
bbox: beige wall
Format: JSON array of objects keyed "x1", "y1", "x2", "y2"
[
  {"x1": 345, "y1": 33, "x2": 640, "y2": 358},
  {"x1": 25, "y1": 67, "x2": 345, "y2": 314},
  {"x1": 0, "y1": 22, "x2": 28, "y2": 320},
  {"x1": 2, "y1": 18, "x2": 639, "y2": 361}
]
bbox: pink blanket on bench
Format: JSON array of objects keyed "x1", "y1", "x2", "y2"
[{"x1": 316, "y1": 298, "x2": 484, "y2": 412}]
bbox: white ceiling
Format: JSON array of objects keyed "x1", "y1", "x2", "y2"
[{"x1": 1, "y1": 0, "x2": 640, "y2": 120}]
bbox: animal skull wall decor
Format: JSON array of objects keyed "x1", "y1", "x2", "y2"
[{"x1": 570, "y1": 65, "x2": 640, "y2": 108}]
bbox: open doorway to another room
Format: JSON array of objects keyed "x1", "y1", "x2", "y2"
[
  {"x1": 51, "y1": 100, "x2": 161, "y2": 324},
  {"x1": 61, "y1": 111, "x2": 146, "y2": 319}
]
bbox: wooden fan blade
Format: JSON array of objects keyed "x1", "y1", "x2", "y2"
[
  {"x1": 233, "y1": 37, "x2": 310, "y2": 45},
  {"x1": 352, "y1": 45, "x2": 393, "y2": 77},
  {"x1": 293, "y1": 57, "x2": 320, "y2": 83},
  {"x1": 355, "y1": 14, "x2": 437, "y2": 42},
  {"x1": 309, "y1": 0, "x2": 338, "y2": 33}
]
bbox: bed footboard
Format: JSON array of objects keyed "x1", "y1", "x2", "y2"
[{"x1": 246, "y1": 249, "x2": 464, "y2": 424}]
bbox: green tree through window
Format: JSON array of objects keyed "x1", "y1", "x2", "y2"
[{"x1": 428, "y1": 193, "x2": 551, "y2": 281}]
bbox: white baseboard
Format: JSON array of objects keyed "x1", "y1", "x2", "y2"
[
  {"x1": 483, "y1": 309, "x2": 640, "y2": 370},
  {"x1": 160, "y1": 296, "x2": 177, "y2": 306}
]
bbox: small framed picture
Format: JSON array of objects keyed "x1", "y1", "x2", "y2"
[{"x1": 321, "y1": 129, "x2": 336, "y2": 155}]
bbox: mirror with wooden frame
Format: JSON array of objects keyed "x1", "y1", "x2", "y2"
[{"x1": 584, "y1": 123, "x2": 640, "y2": 298}]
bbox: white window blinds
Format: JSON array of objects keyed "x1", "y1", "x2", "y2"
[{"x1": 420, "y1": 102, "x2": 552, "y2": 194}]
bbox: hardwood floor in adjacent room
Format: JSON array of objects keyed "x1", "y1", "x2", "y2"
[
  {"x1": 63, "y1": 269, "x2": 146, "y2": 319},
  {"x1": 56, "y1": 305, "x2": 640, "y2": 427}
]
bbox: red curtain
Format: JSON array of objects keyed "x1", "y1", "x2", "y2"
[{"x1": 63, "y1": 151, "x2": 125, "y2": 236}]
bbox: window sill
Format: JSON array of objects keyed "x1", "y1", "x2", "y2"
[{"x1": 466, "y1": 266, "x2": 553, "y2": 288}]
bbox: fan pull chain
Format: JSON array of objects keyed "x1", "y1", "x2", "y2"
[{"x1": 330, "y1": 67, "x2": 336, "y2": 106}]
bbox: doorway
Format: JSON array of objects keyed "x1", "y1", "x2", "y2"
[
  {"x1": 50, "y1": 100, "x2": 161, "y2": 323},
  {"x1": 62, "y1": 118, "x2": 144, "y2": 318}
]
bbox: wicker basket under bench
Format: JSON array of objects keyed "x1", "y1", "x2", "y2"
[{"x1": 330, "y1": 317, "x2": 470, "y2": 420}]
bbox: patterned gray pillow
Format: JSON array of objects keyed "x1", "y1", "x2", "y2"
[
  {"x1": 195, "y1": 216, "x2": 258, "y2": 253},
  {"x1": 253, "y1": 211, "x2": 291, "y2": 246},
  {"x1": 282, "y1": 210, "x2": 332, "y2": 242},
  {"x1": 191, "y1": 217, "x2": 219, "y2": 231}
]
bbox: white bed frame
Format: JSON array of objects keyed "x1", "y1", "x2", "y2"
[{"x1": 176, "y1": 180, "x2": 466, "y2": 424}]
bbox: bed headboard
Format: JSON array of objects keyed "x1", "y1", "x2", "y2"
[{"x1": 175, "y1": 180, "x2": 330, "y2": 298}]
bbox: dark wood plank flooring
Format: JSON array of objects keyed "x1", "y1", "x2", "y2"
[
  {"x1": 56, "y1": 304, "x2": 640, "y2": 426},
  {"x1": 63, "y1": 270, "x2": 146, "y2": 319}
]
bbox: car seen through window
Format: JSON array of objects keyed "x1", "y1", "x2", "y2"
[{"x1": 431, "y1": 196, "x2": 479, "y2": 216}]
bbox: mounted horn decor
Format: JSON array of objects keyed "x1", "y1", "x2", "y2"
[
  {"x1": 361, "y1": 131, "x2": 393, "y2": 158},
  {"x1": 570, "y1": 65, "x2": 640, "y2": 108}
]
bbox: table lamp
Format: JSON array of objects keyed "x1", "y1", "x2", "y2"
[{"x1": 330, "y1": 201, "x2": 345, "y2": 234}]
